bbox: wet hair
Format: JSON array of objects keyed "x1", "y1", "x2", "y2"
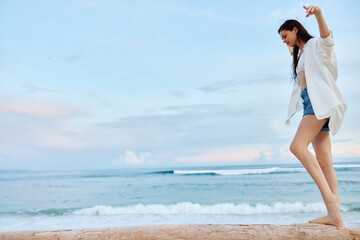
[{"x1": 278, "y1": 19, "x2": 313, "y2": 81}]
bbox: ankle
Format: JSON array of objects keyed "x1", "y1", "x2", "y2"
[{"x1": 324, "y1": 193, "x2": 340, "y2": 204}]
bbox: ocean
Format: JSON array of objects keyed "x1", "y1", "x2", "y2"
[{"x1": 1, "y1": 162, "x2": 359, "y2": 231}]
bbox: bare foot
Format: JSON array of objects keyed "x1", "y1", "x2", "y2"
[
  {"x1": 324, "y1": 195, "x2": 343, "y2": 229},
  {"x1": 309, "y1": 215, "x2": 330, "y2": 224}
]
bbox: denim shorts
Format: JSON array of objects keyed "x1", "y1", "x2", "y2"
[{"x1": 301, "y1": 87, "x2": 330, "y2": 131}]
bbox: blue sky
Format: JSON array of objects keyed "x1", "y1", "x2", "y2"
[{"x1": 1, "y1": 0, "x2": 359, "y2": 170}]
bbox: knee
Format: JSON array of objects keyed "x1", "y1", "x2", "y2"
[{"x1": 289, "y1": 142, "x2": 306, "y2": 157}]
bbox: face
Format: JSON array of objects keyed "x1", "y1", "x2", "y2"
[{"x1": 279, "y1": 28, "x2": 298, "y2": 48}]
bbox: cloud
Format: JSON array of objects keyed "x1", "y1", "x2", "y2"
[
  {"x1": 22, "y1": 84, "x2": 61, "y2": 94},
  {"x1": 196, "y1": 73, "x2": 288, "y2": 94},
  {"x1": 36, "y1": 136, "x2": 89, "y2": 150},
  {"x1": 100, "y1": 104, "x2": 241, "y2": 133},
  {"x1": 96, "y1": 104, "x2": 258, "y2": 157},
  {"x1": 170, "y1": 90, "x2": 187, "y2": 98},
  {"x1": 0, "y1": 100, "x2": 85, "y2": 118},
  {"x1": 332, "y1": 142, "x2": 360, "y2": 158},
  {"x1": 162, "y1": 104, "x2": 228, "y2": 113},
  {"x1": 0, "y1": 99, "x2": 93, "y2": 154},
  {"x1": 197, "y1": 79, "x2": 241, "y2": 93},
  {"x1": 174, "y1": 149, "x2": 260, "y2": 164},
  {"x1": 0, "y1": 60, "x2": 22, "y2": 67},
  {"x1": 252, "y1": 145, "x2": 292, "y2": 163},
  {"x1": 172, "y1": 141, "x2": 297, "y2": 166},
  {"x1": 97, "y1": 102, "x2": 291, "y2": 158},
  {"x1": 60, "y1": 49, "x2": 92, "y2": 61},
  {"x1": 113, "y1": 150, "x2": 151, "y2": 165}
]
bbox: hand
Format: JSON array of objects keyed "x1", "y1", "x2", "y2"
[{"x1": 303, "y1": 5, "x2": 321, "y2": 17}]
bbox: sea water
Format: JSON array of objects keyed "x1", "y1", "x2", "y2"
[{"x1": 0, "y1": 163, "x2": 359, "y2": 231}]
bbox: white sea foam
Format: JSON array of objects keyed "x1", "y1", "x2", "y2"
[
  {"x1": 172, "y1": 164, "x2": 360, "y2": 176},
  {"x1": 334, "y1": 164, "x2": 360, "y2": 168},
  {"x1": 72, "y1": 201, "x2": 344, "y2": 216},
  {"x1": 173, "y1": 167, "x2": 306, "y2": 175}
]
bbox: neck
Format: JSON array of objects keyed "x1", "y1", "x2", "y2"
[{"x1": 298, "y1": 40, "x2": 306, "y2": 51}]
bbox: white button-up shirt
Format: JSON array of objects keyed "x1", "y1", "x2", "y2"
[{"x1": 286, "y1": 31, "x2": 348, "y2": 136}]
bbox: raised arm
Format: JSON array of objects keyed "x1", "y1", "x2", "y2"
[{"x1": 303, "y1": 5, "x2": 331, "y2": 38}]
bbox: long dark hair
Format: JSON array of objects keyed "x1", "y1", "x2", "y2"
[{"x1": 278, "y1": 19, "x2": 313, "y2": 81}]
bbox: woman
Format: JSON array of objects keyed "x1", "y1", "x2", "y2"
[{"x1": 278, "y1": 6, "x2": 347, "y2": 228}]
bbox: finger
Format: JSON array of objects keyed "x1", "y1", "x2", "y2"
[
  {"x1": 305, "y1": 8, "x2": 310, "y2": 15},
  {"x1": 308, "y1": 6, "x2": 315, "y2": 15},
  {"x1": 303, "y1": 5, "x2": 308, "y2": 10},
  {"x1": 306, "y1": 6, "x2": 313, "y2": 14}
]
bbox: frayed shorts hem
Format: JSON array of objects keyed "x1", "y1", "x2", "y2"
[{"x1": 301, "y1": 87, "x2": 330, "y2": 132}]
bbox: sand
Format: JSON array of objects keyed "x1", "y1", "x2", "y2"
[{"x1": 1, "y1": 224, "x2": 360, "y2": 240}]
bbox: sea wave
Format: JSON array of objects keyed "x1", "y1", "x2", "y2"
[
  {"x1": 173, "y1": 168, "x2": 306, "y2": 176},
  {"x1": 149, "y1": 164, "x2": 360, "y2": 176},
  {"x1": 333, "y1": 164, "x2": 360, "y2": 168},
  {"x1": 4, "y1": 201, "x2": 357, "y2": 217},
  {"x1": 72, "y1": 202, "x2": 351, "y2": 216}
]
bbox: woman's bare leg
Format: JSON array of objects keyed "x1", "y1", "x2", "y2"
[
  {"x1": 312, "y1": 131, "x2": 338, "y2": 195},
  {"x1": 290, "y1": 115, "x2": 343, "y2": 228},
  {"x1": 309, "y1": 131, "x2": 340, "y2": 224}
]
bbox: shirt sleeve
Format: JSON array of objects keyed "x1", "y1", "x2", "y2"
[{"x1": 319, "y1": 30, "x2": 334, "y2": 48}]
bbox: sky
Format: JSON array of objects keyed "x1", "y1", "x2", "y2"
[{"x1": 0, "y1": 0, "x2": 359, "y2": 171}]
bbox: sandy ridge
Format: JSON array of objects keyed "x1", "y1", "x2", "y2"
[{"x1": 1, "y1": 223, "x2": 360, "y2": 240}]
